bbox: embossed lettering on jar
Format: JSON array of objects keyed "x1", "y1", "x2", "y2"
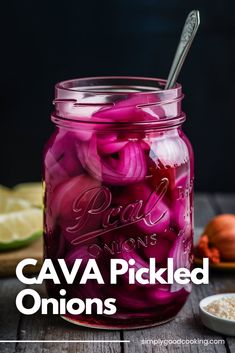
[{"x1": 43, "y1": 77, "x2": 194, "y2": 329}]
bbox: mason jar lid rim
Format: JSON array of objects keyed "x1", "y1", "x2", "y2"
[
  {"x1": 55, "y1": 76, "x2": 182, "y2": 95},
  {"x1": 51, "y1": 113, "x2": 186, "y2": 130},
  {"x1": 53, "y1": 77, "x2": 184, "y2": 127}
]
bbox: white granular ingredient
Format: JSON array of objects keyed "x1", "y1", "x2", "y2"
[{"x1": 204, "y1": 297, "x2": 235, "y2": 321}]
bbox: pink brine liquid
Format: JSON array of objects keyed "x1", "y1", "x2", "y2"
[{"x1": 43, "y1": 77, "x2": 194, "y2": 329}]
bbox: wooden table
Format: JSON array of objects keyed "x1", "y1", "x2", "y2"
[{"x1": 0, "y1": 193, "x2": 234, "y2": 353}]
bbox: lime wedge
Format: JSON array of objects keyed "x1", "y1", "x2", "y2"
[
  {"x1": 13, "y1": 182, "x2": 42, "y2": 208},
  {"x1": 0, "y1": 185, "x2": 11, "y2": 197},
  {"x1": 0, "y1": 209, "x2": 43, "y2": 250},
  {"x1": 0, "y1": 195, "x2": 32, "y2": 213}
]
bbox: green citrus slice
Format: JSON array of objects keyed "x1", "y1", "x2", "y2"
[
  {"x1": 0, "y1": 195, "x2": 32, "y2": 213},
  {"x1": 13, "y1": 182, "x2": 42, "y2": 208},
  {"x1": 0, "y1": 185, "x2": 11, "y2": 197},
  {"x1": 0, "y1": 209, "x2": 43, "y2": 250}
]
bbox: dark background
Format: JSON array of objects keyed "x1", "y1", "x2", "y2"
[{"x1": 0, "y1": 0, "x2": 234, "y2": 191}]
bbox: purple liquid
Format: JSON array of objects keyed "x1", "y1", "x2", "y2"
[{"x1": 43, "y1": 81, "x2": 194, "y2": 329}]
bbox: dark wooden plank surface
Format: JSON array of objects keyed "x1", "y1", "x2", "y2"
[
  {"x1": 123, "y1": 193, "x2": 232, "y2": 353},
  {"x1": 14, "y1": 286, "x2": 121, "y2": 353},
  {"x1": 0, "y1": 193, "x2": 234, "y2": 353},
  {"x1": 194, "y1": 194, "x2": 216, "y2": 228},
  {"x1": 0, "y1": 278, "x2": 25, "y2": 353},
  {"x1": 213, "y1": 193, "x2": 235, "y2": 353},
  {"x1": 214, "y1": 193, "x2": 235, "y2": 214}
]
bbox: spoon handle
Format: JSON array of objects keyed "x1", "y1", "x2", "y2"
[{"x1": 165, "y1": 10, "x2": 200, "y2": 90}]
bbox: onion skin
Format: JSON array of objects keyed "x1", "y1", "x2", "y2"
[
  {"x1": 200, "y1": 214, "x2": 235, "y2": 262},
  {"x1": 197, "y1": 235, "x2": 220, "y2": 263}
]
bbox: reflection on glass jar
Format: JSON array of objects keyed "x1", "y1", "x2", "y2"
[{"x1": 43, "y1": 77, "x2": 194, "y2": 329}]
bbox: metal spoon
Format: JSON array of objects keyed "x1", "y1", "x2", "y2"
[{"x1": 165, "y1": 10, "x2": 200, "y2": 90}]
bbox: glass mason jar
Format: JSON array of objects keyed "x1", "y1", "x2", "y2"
[{"x1": 43, "y1": 77, "x2": 194, "y2": 329}]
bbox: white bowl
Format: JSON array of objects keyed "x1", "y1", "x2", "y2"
[{"x1": 199, "y1": 293, "x2": 235, "y2": 336}]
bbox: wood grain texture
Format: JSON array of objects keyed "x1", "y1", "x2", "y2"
[
  {"x1": 194, "y1": 193, "x2": 215, "y2": 228},
  {"x1": 0, "y1": 278, "x2": 25, "y2": 353},
  {"x1": 213, "y1": 194, "x2": 235, "y2": 353},
  {"x1": 15, "y1": 285, "x2": 122, "y2": 353},
  {"x1": 123, "y1": 193, "x2": 229, "y2": 353},
  {"x1": 0, "y1": 237, "x2": 43, "y2": 277},
  {"x1": 123, "y1": 285, "x2": 228, "y2": 353},
  {"x1": 0, "y1": 194, "x2": 234, "y2": 353},
  {"x1": 214, "y1": 193, "x2": 235, "y2": 214}
]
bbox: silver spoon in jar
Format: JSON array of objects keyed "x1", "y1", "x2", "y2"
[{"x1": 165, "y1": 10, "x2": 200, "y2": 90}]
